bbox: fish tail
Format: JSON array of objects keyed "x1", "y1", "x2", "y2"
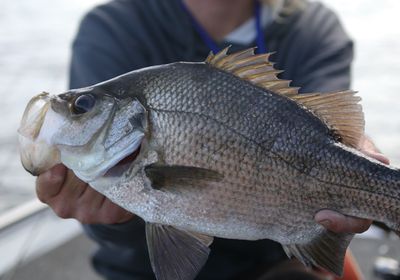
[
  {"x1": 384, "y1": 169, "x2": 400, "y2": 232},
  {"x1": 363, "y1": 163, "x2": 400, "y2": 233},
  {"x1": 330, "y1": 144, "x2": 400, "y2": 233}
]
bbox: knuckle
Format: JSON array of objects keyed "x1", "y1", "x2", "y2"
[
  {"x1": 53, "y1": 204, "x2": 73, "y2": 219},
  {"x1": 46, "y1": 174, "x2": 63, "y2": 186},
  {"x1": 37, "y1": 170, "x2": 60, "y2": 187},
  {"x1": 35, "y1": 176, "x2": 63, "y2": 200},
  {"x1": 35, "y1": 188, "x2": 48, "y2": 203}
]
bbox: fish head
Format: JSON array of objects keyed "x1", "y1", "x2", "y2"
[{"x1": 18, "y1": 86, "x2": 147, "y2": 183}]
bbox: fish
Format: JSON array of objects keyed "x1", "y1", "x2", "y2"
[{"x1": 18, "y1": 47, "x2": 400, "y2": 280}]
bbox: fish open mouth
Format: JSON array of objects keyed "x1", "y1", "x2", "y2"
[
  {"x1": 103, "y1": 144, "x2": 142, "y2": 177},
  {"x1": 116, "y1": 145, "x2": 141, "y2": 166}
]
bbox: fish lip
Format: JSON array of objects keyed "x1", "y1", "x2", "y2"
[
  {"x1": 18, "y1": 93, "x2": 62, "y2": 175},
  {"x1": 18, "y1": 92, "x2": 50, "y2": 140}
]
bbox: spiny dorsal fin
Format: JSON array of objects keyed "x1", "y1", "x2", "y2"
[{"x1": 205, "y1": 47, "x2": 365, "y2": 148}]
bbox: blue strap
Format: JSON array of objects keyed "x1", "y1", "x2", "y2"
[
  {"x1": 179, "y1": 1, "x2": 220, "y2": 54},
  {"x1": 255, "y1": 0, "x2": 267, "y2": 54},
  {"x1": 180, "y1": 1, "x2": 267, "y2": 54}
]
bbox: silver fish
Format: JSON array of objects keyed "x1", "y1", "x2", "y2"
[{"x1": 18, "y1": 47, "x2": 400, "y2": 279}]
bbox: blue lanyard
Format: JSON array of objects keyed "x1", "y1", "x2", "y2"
[
  {"x1": 254, "y1": 0, "x2": 267, "y2": 54},
  {"x1": 180, "y1": 1, "x2": 267, "y2": 54}
]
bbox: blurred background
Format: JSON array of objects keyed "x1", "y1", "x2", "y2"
[{"x1": 0, "y1": 0, "x2": 399, "y2": 279}]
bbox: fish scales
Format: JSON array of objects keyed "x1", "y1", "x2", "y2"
[
  {"x1": 105, "y1": 105, "x2": 320, "y2": 243},
  {"x1": 119, "y1": 61, "x2": 400, "y2": 263},
  {"x1": 18, "y1": 48, "x2": 400, "y2": 279},
  {"x1": 123, "y1": 67, "x2": 337, "y2": 238}
]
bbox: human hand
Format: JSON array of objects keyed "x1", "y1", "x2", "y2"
[
  {"x1": 315, "y1": 136, "x2": 390, "y2": 234},
  {"x1": 36, "y1": 164, "x2": 134, "y2": 224}
]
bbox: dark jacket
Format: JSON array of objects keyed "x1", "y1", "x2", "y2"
[{"x1": 69, "y1": 0, "x2": 353, "y2": 279}]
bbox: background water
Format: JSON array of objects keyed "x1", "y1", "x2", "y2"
[
  {"x1": 0, "y1": 0, "x2": 105, "y2": 213},
  {"x1": 0, "y1": 0, "x2": 399, "y2": 214}
]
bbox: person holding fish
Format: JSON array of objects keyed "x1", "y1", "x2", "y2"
[{"x1": 30, "y1": 0, "x2": 392, "y2": 279}]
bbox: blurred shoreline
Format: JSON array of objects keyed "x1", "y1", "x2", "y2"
[{"x1": 0, "y1": 0, "x2": 399, "y2": 214}]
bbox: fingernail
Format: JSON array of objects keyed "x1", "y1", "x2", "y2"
[{"x1": 318, "y1": 219, "x2": 332, "y2": 228}]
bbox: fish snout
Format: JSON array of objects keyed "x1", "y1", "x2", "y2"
[{"x1": 18, "y1": 92, "x2": 61, "y2": 176}]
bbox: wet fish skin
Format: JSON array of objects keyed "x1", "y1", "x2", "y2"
[{"x1": 18, "y1": 49, "x2": 400, "y2": 279}]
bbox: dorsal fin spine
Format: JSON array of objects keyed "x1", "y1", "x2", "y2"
[{"x1": 205, "y1": 47, "x2": 365, "y2": 148}]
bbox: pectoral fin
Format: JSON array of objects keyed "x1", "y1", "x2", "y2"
[
  {"x1": 144, "y1": 164, "x2": 223, "y2": 189},
  {"x1": 283, "y1": 231, "x2": 354, "y2": 276},
  {"x1": 145, "y1": 223, "x2": 213, "y2": 280}
]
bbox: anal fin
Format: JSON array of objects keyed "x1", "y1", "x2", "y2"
[
  {"x1": 283, "y1": 231, "x2": 354, "y2": 276},
  {"x1": 146, "y1": 223, "x2": 213, "y2": 280}
]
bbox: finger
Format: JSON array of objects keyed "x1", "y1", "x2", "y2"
[
  {"x1": 36, "y1": 164, "x2": 67, "y2": 202},
  {"x1": 47, "y1": 170, "x2": 89, "y2": 220},
  {"x1": 78, "y1": 185, "x2": 105, "y2": 209},
  {"x1": 58, "y1": 169, "x2": 88, "y2": 199},
  {"x1": 50, "y1": 185, "x2": 102, "y2": 223},
  {"x1": 361, "y1": 150, "x2": 390, "y2": 165},
  {"x1": 72, "y1": 187, "x2": 106, "y2": 224},
  {"x1": 99, "y1": 198, "x2": 134, "y2": 224},
  {"x1": 315, "y1": 210, "x2": 372, "y2": 234}
]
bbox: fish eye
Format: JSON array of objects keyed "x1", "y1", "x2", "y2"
[{"x1": 72, "y1": 94, "x2": 96, "y2": 114}]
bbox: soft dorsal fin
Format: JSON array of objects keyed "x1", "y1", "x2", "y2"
[{"x1": 205, "y1": 47, "x2": 365, "y2": 148}]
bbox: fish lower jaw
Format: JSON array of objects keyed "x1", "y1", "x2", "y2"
[{"x1": 72, "y1": 144, "x2": 141, "y2": 182}]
